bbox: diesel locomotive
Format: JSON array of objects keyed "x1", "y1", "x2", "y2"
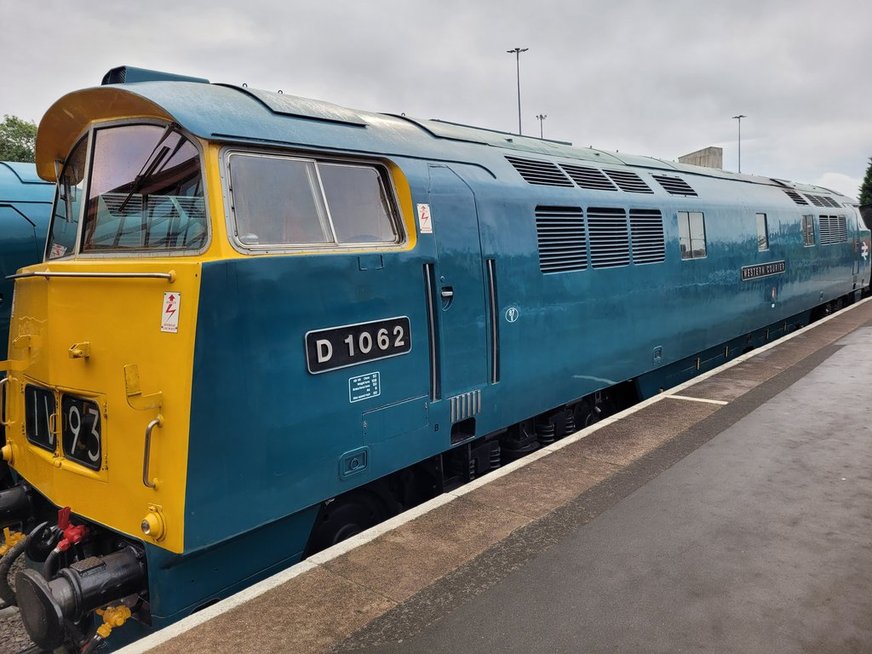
[
  {"x1": 0, "y1": 162, "x2": 52, "y2": 490},
  {"x1": 0, "y1": 66, "x2": 868, "y2": 651}
]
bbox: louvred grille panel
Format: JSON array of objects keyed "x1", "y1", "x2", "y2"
[
  {"x1": 588, "y1": 207, "x2": 630, "y2": 268},
  {"x1": 506, "y1": 156, "x2": 573, "y2": 187},
  {"x1": 630, "y1": 209, "x2": 665, "y2": 264},
  {"x1": 535, "y1": 206, "x2": 587, "y2": 273}
]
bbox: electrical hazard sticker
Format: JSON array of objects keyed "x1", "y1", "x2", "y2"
[
  {"x1": 161, "y1": 292, "x2": 181, "y2": 333},
  {"x1": 417, "y1": 203, "x2": 433, "y2": 234}
]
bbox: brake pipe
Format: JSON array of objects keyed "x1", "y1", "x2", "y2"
[
  {"x1": 80, "y1": 605, "x2": 133, "y2": 654},
  {"x1": 0, "y1": 525, "x2": 34, "y2": 606},
  {"x1": 44, "y1": 507, "x2": 88, "y2": 579}
]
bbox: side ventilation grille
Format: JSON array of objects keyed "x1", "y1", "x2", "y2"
[
  {"x1": 629, "y1": 209, "x2": 665, "y2": 264},
  {"x1": 560, "y1": 164, "x2": 618, "y2": 191},
  {"x1": 819, "y1": 215, "x2": 833, "y2": 243},
  {"x1": 806, "y1": 194, "x2": 826, "y2": 207},
  {"x1": 651, "y1": 175, "x2": 697, "y2": 197},
  {"x1": 603, "y1": 170, "x2": 653, "y2": 194},
  {"x1": 819, "y1": 215, "x2": 848, "y2": 245},
  {"x1": 449, "y1": 389, "x2": 481, "y2": 424},
  {"x1": 535, "y1": 206, "x2": 587, "y2": 273},
  {"x1": 822, "y1": 196, "x2": 841, "y2": 208},
  {"x1": 506, "y1": 156, "x2": 573, "y2": 187},
  {"x1": 836, "y1": 215, "x2": 847, "y2": 241},
  {"x1": 588, "y1": 207, "x2": 630, "y2": 268},
  {"x1": 784, "y1": 190, "x2": 808, "y2": 205}
]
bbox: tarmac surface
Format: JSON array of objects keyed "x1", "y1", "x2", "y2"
[{"x1": 110, "y1": 299, "x2": 872, "y2": 654}]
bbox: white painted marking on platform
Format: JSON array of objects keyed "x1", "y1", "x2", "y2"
[
  {"x1": 116, "y1": 297, "x2": 871, "y2": 653},
  {"x1": 666, "y1": 394, "x2": 729, "y2": 406}
]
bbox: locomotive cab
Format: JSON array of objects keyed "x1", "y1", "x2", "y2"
[
  {"x1": 1, "y1": 114, "x2": 212, "y2": 650},
  {"x1": 1, "y1": 77, "x2": 429, "y2": 650}
]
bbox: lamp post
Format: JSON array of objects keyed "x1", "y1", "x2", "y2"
[
  {"x1": 507, "y1": 47, "x2": 529, "y2": 135},
  {"x1": 536, "y1": 114, "x2": 547, "y2": 139},
  {"x1": 732, "y1": 114, "x2": 747, "y2": 173}
]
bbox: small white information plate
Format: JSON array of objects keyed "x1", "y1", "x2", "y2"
[
  {"x1": 161, "y1": 292, "x2": 181, "y2": 333},
  {"x1": 349, "y1": 372, "x2": 381, "y2": 403}
]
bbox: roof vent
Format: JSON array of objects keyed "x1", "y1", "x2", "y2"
[
  {"x1": 506, "y1": 156, "x2": 573, "y2": 187},
  {"x1": 535, "y1": 206, "x2": 587, "y2": 273},
  {"x1": 603, "y1": 170, "x2": 653, "y2": 194},
  {"x1": 783, "y1": 190, "x2": 808, "y2": 205},
  {"x1": 102, "y1": 66, "x2": 209, "y2": 85},
  {"x1": 805, "y1": 194, "x2": 826, "y2": 207},
  {"x1": 651, "y1": 174, "x2": 697, "y2": 197},
  {"x1": 588, "y1": 207, "x2": 630, "y2": 268},
  {"x1": 559, "y1": 164, "x2": 618, "y2": 191}
]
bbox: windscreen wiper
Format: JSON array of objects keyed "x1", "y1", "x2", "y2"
[{"x1": 116, "y1": 124, "x2": 179, "y2": 214}]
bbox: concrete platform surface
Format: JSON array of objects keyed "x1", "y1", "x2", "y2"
[{"x1": 122, "y1": 299, "x2": 872, "y2": 654}]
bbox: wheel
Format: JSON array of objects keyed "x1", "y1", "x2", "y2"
[{"x1": 305, "y1": 491, "x2": 387, "y2": 556}]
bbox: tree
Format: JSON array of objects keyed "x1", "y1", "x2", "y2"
[
  {"x1": 0, "y1": 115, "x2": 37, "y2": 162},
  {"x1": 860, "y1": 157, "x2": 872, "y2": 206}
]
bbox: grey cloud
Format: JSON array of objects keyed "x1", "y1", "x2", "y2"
[{"x1": 2, "y1": 0, "x2": 869, "y2": 196}]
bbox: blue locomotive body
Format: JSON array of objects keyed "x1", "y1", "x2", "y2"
[
  {"x1": 0, "y1": 162, "x2": 52, "y2": 356},
  {"x1": 170, "y1": 86, "x2": 867, "y2": 622},
  {"x1": 0, "y1": 162, "x2": 52, "y2": 487},
  {"x1": 3, "y1": 70, "x2": 867, "y2": 648}
]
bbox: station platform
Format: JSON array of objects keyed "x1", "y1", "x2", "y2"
[{"x1": 123, "y1": 299, "x2": 872, "y2": 654}]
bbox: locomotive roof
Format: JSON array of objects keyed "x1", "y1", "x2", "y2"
[{"x1": 35, "y1": 77, "x2": 852, "y2": 203}]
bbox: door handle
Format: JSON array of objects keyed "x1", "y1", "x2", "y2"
[{"x1": 440, "y1": 286, "x2": 454, "y2": 309}]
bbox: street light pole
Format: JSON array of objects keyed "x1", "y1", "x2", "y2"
[
  {"x1": 507, "y1": 47, "x2": 529, "y2": 135},
  {"x1": 536, "y1": 114, "x2": 547, "y2": 139},
  {"x1": 732, "y1": 114, "x2": 747, "y2": 173}
]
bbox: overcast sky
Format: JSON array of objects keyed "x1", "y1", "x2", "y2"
[{"x1": 2, "y1": 0, "x2": 870, "y2": 197}]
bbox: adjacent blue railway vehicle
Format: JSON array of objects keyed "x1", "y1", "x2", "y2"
[
  {"x1": 0, "y1": 67, "x2": 868, "y2": 651},
  {"x1": 0, "y1": 161, "x2": 52, "y2": 359},
  {"x1": 0, "y1": 162, "x2": 52, "y2": 489}
]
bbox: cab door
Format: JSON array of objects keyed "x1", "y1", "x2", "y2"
[{"x1": 426, "y1": 164, "x2": 488, "y2": 438}]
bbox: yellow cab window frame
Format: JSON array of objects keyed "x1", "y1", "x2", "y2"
[{"x1": 218, "y1": 145, "x2": 417, "y2": 256}]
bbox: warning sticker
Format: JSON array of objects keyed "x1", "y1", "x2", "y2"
[
  {"x1": 417, "y1": 203, "x2": 433, "y2": 234},
  {"x1": 161, "y1": 292, "x2": 181, "y2": 333}
]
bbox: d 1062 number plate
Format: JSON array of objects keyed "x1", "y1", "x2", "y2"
[{"x1": 306, "y1": 316, "x2": 411, "y2": 374}]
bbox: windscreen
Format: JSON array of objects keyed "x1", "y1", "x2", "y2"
[
  {"x1": 46, "y1": 138, "x2": 87, "y2": 259},
  {"x1": 80, "y1": 124, "x2": 207, "y2": 253}
]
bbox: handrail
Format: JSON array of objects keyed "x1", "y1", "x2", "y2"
[
  {"x1": 142, "y1": 415, "x2": 164, "y2": 489},
  {"x1": 0, "y1": 377, "x2": 11, "y2": 427},
  {"x1": 7, "y1": 270, "x2": 176, "y2": 282}
]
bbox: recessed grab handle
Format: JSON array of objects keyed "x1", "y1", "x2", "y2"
[
  {"x1": 143, "y1": 415, "x2": 164, "y2": 489},
  {"x1": 440, "y1": 286, "x2": 454, "y2": 309}
]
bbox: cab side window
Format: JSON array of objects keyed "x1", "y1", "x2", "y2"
[{"x1": 227, "y1": 153, "x2": 401, "y2": 249}]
